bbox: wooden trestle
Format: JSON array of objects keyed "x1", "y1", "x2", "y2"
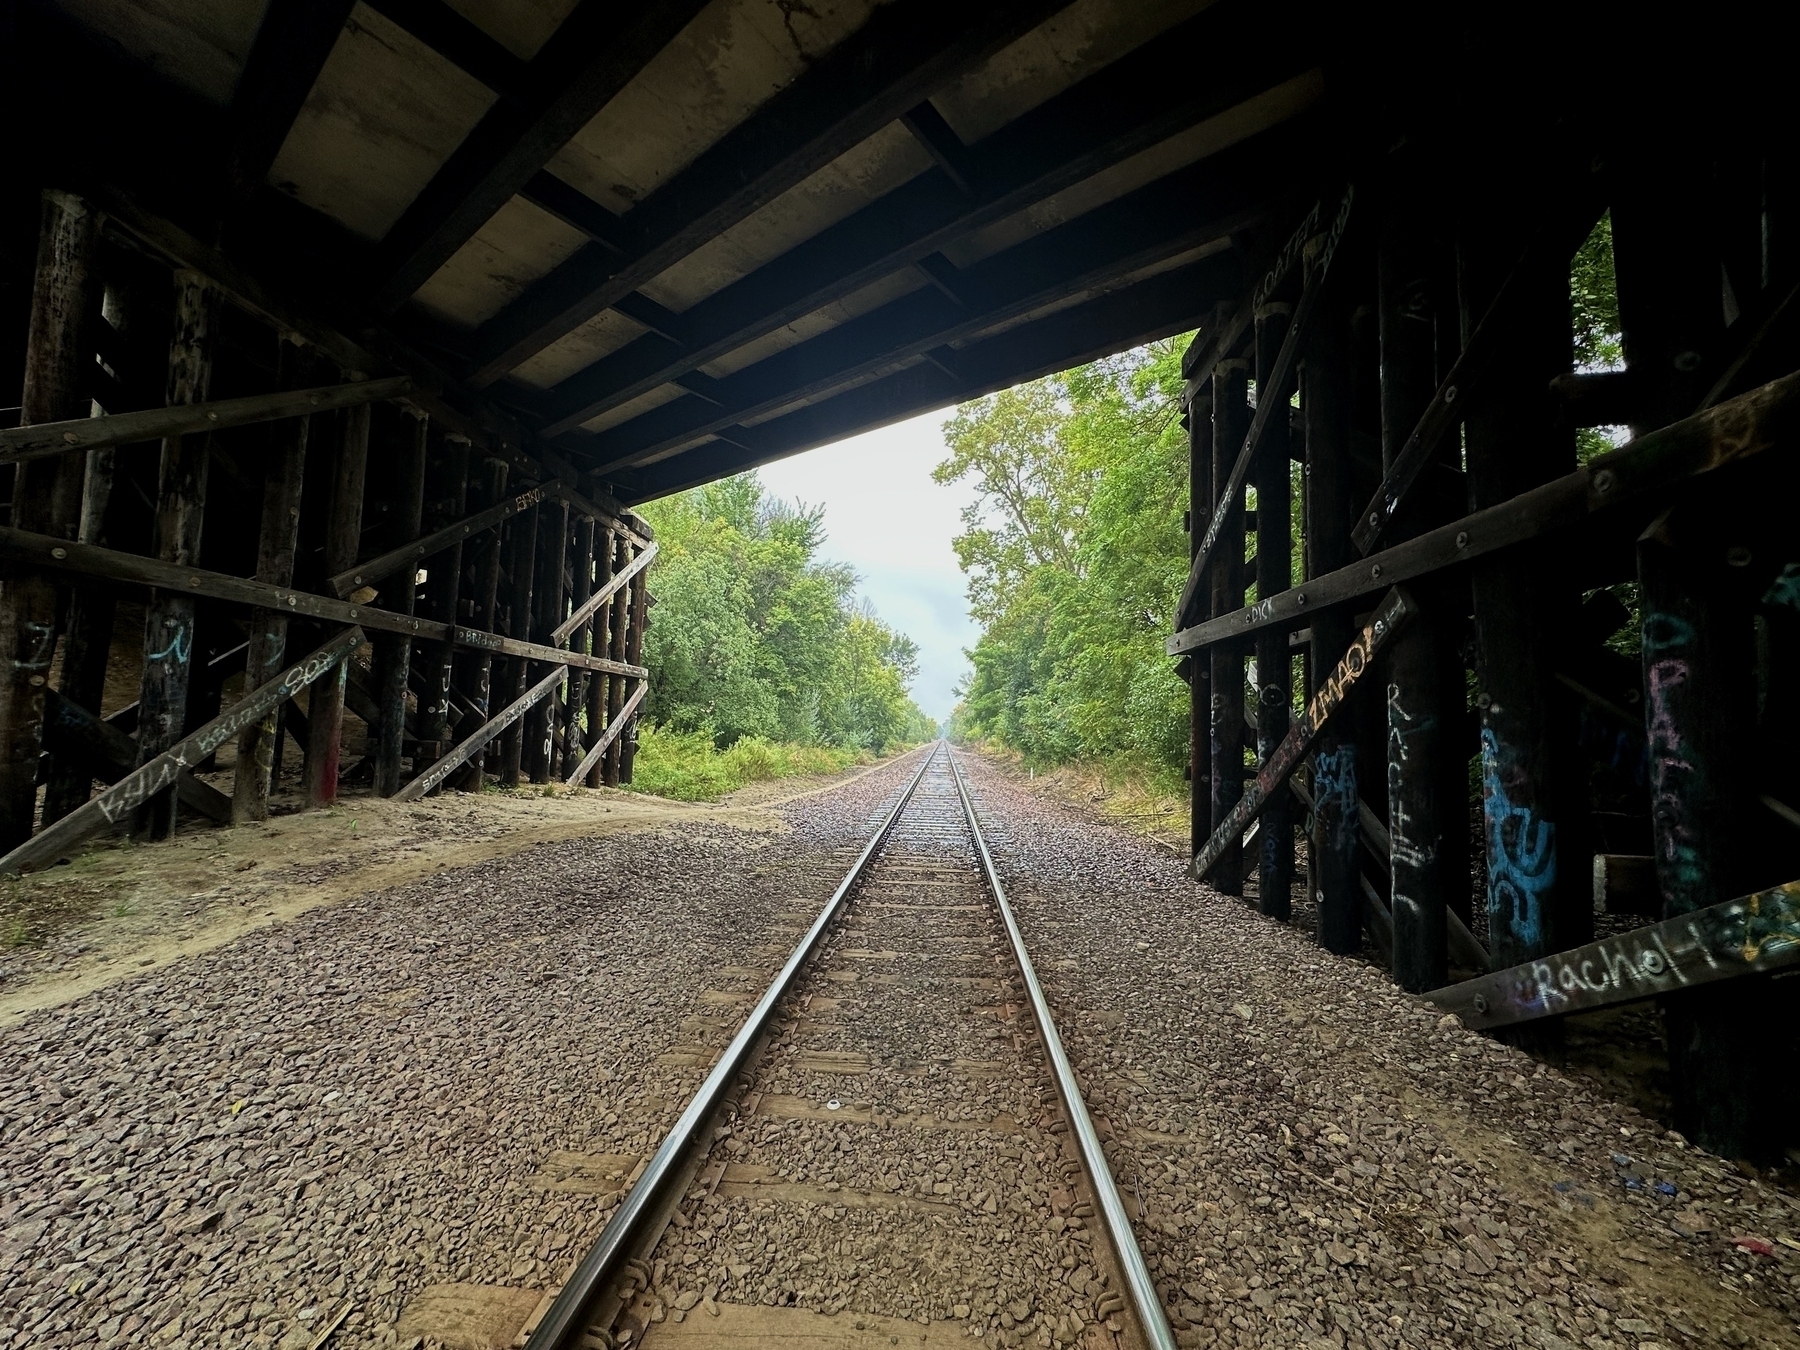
[
  {"x1": 1173, "y1": 129, "x2": 1800, "y2": 1161},
  {"x1": 0, "y1": 189, "x2": 654, "y2": 874}
]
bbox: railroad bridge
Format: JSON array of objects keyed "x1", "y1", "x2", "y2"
[{"x1": 2, "y1": 3, "x2": 1798, "y2": 1348}]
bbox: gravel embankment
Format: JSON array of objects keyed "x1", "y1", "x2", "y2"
[
  {"x1": 0, "y1": 750, "x2": 931, "y2": 1350},
  {"x1": 954, "y1": 750, "x2": 1800, "y2": 1350}
]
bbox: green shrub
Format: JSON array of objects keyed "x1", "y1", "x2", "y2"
[{"x1": 624, "y1": 724, "x2": 883, "y2": 802}]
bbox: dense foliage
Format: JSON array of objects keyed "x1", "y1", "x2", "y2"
[
  {"x1": 938, "y1": 339, "x2": 1193, "y2": 774},
  {"x1": 635, "y1": 475, "x2": 934, "y2": 756}
]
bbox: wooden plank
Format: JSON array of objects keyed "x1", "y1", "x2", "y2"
[
  {"x1": 564, "y1": 681, "x2": 646, "y2": 788},
  {"x1": 307, "y1": 402, "x2": 371, "y2": 807},
  {"x1": 328, "y1": 481, "x2": 549, "y2": 597},
  {"x1": 1594, "y1": 854, "x2": 1661, "y2": 917},
  {"x1": 1428, "y1": 878, "x2": 1800, "y2": 1031},
  {"x1": 0, "y1": 629, "x2": 363, "y2": 876},
  {"x1": 497, "y1": 505, "x2": 539, "y2": 787},
  {"x1": 619, "y1": 567, "x2": 649, "y2": 783},
  {"x1": 374, "y1": 412, "x2": 429, "y2": 796},
  {"x1": 561, "y1": 517, "x2": 595, "y2": 779},
  {"x1": 412, "y1": 437, "x2": 470, "y2": 775},
  {"x1": 603, "y1": 536, "x2": 633, "y2": 786},
  {"x1": 584, "y1": 527, "x2": 615, "y2": 788},
  {"x1": 1350, "y1": 194, "x2": 1605, "y2": 555},
  {"x1": 41, "y1": 690, "x2": 230, "y2": 823},
  {"x1": 550, "y1": 543, "x2": 656, "y2": 644},
  {"x1": 1207, "y1": 360, "x2": 1251, "y2": 897},
  {"x1": 1252, "y1": 299, "x2": 1296, "y2": 920},
  {"x1": 1192, "y1": 588, "x2": 1414, "y2": 882},
  {"x1": 397, "y1": 665, "x2": 564, "y2": 802},
  {"x1": 1168, "y1": 367, "x2": 1800, "y2": 655},
  {"x1": 525, "y1": 498, "x2": 569, "y2": 783},
  {"x1": 224, "y1": 0, "x2": 357, "y2": 197},
  {"x1": 466, "y1": 0, "x2": 1067, "y2": 384},
  {"x1": 0, "y1": 527, "x2": 648, "y2": 676},
  {"x1": 1177, "y1": 187, "x2": 1354, "y2": 631},
  {"x1": 0, "y1": 377, "x2": 413, "y2": 464}
]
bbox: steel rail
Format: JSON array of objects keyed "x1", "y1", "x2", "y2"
[
  {"x1": 524, "y1": 743, "x2": 941, "y2": 1350},
  {"x1": 946, "y1": 748, "x2": 1178, "y2": 1350}
]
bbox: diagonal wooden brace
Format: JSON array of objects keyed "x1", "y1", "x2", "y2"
[
  {"x1": 397, "y1": 664, "x2": 565, "y2": 801},
  {"x1": 1191, "y1": 586, "x2": 1415, "y2": 881},
  {"x1": 565, "y1": 680, "x2": 647, "y2": 787}
]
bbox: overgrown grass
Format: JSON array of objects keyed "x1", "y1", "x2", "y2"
[
  {"x1": 624, "y1": 725, "x2": 876, "y2": 802},
  {"x1": 959, "y1": 739, "x2": 1189, "y2": 850}
]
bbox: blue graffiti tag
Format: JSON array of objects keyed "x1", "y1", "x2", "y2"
[
  {"x1": 1481, "y1": 728, "x2": 1556, "y2": 950},
  {"x1": 1764, "y1": 563, "x2": 1800, "y2": 613},
  {"x1": 146, "y1": 620, "x2": 193, "y2": 667}
]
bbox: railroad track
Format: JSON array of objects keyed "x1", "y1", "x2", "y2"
[{"x1": 523, "y1": 742, "x2": 1174, "y2": 1350}]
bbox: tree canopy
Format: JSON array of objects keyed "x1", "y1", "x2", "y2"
[{"x1": 635, "y1": 475, "x2": 934, "y2": 754}]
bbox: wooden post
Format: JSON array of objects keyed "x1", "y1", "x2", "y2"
[
  {"x1": 1378, "y1": 193, "x2": 1451, "y2": 992},
  {"x1": 1638, "y1": 507, "x2": 1770, "y2": 1157},
  {"x1": 372, "y1": 409, "x2": 428, "y2": 796},
  {"x1": 586, "y1": 525, "x2": 615, "y2": 787},
  {"x1": 1253, "y1": 301, "x2": 1295, "y2": 919},
  {"x1": 498, "y1": 502, "x2": 538, "y2": 787},
  {"x1": 305, "y1": 399, "x2": 371, "y2": 806},
  {"x1": 455, "y1": 457, "x2": 507, "y2": 789},
  {"x1": 1302, "y1": 236, "x2": 1362, "y2": 955},
  {"x1": 1207, "y1": 358, "x2": 1250, "y2": 896},
  {"x1": 1461, "y1": 193, "x2": 1590, "y2": 974},
  {"x1": 564, "y1": 515, "x2": 595, "y2": 779},
  {"x1": 133, "y1": 269, "x2": 219, "y2": 840},
  {"x1": 1187, "y1": 396, "x2": 1212, "y2": 859},
  {"x1": 413, "y1": 434, "x2": 469, "y2": 785},
  {"x1": 232, "y1": 339, "x2": 315, "y2": 823},
  {"x1": 41, "y1": 275, "x2": 133, "y2": 825},
  {"x1": 525, "y1": 497, "x2": 567, "y2": 783},
  {"x1": 603, "y1": 532, "x2": 631, "y2": 787},
  {"x1": 619, "y1": 541, "x2": 648, "y2": 783},
  {"x1": 0, "y1": 190, "x2": 99, "y2": 850}
]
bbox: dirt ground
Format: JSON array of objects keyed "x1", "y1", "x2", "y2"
[{"x1": 0, "y1": 757, "x2": 897, "y2": 1028}]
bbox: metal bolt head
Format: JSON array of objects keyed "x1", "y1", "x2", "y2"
[
  {"x1": 1726, "y1": 545, "x2": 1752, "y2": 568},
  {"x1": 1455, "y1": 531, "x2": 1469, "y2": 549},
  {"x1": 1444, "y1": 385, "x2": 1458, "y2": 403},
  {"x1": 1593, "y1": 468, "x2": 1616, "y2": 494},
  {"x1": 1673, "y1": 350, "x2": 1703, "y2": 372},
  {"x1": 1371, "y1": 564, "x2": 1383, "y2": 579},
  {"x1": 51, "y1": 547, "x2": 67, "y2": 560},
  {"x1": 1295, "y1": 591, "x2": 1307, "y2": 606},
  {"x1": 1472, "y1": 995, "x2": 1488, "y2": 1015}
]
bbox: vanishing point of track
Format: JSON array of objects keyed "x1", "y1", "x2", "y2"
[{"x1": 525, "y1": 742, "x2": 1176, "y2": 1350}]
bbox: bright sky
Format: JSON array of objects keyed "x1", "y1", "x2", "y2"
[{"x1": 756, "y1": 409, "x2": 977, "y2": 726}]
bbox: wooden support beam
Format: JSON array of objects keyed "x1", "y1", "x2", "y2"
[
  {"x1": 373, "y1": 412, "x2": 429, "y2": 797},
  {"x1": 371, "y1": 0, "x2": 710, "y2": 311},
  {"x1": 233, "y1": 341, "x2": 318, "y2": 822},
  {"x1": 534, "y1": 3, "x2": 1314, "y2": 432},
  {"x1": 453, "y1": 459, "x2": 508, "y2": 787},
  {"x1": 224, "y1": 0, "x2": 358, "y2": 200},
  {"x1": 1193, "y1": 588, "x2": 1415, "y2": 882},
  {"x1": 134, "y1": 270, "x2": 219, "y2": 840},
  {"x1": 331, "y1": 474, "x2": 548, "y2": 600},
  {"x1": 1301, "y1": 229, "x2": 1362, "y2": 956},
  {"x1": 619, "y1": 549, "x2": 649, "y2": 783},
  {"x1": 1429, "y1": 877, "x2": 1800, "y2": 1031},
  {"x1": 1594, "y1": 854, "x2": 1661, "y2": 916},
  {"x1": 585, "y1": 527, "x2": 615, "y2": 789},
  {"x1": 1175, "y1": 187, "x2": 1354, "y2": 630},
  {"x1": 1187, "y1": 400, "x2": 1212, "y2": 860},
  {"x1": 1166, "y1": 368, "x2": 1800, "y2": 655},
  {"x1": 1207, "y1": 361, "x2": 1251, "y2": 896},
  {"x1": 359, "y1": 0, "x2": 527, "y2": 97},
  {"x1": 42, "y1": 690, "x2": 230, "y2": 824},
  {"x1": 412, "y1": 436, "x2": 470, "y2": 780},
  {"x1": 525, "y1": 498, "x2": 568, "y2": 783},
  {"x1": 0, "y1": 190, "x2": 101, "y2": 851},
  {"x1": 603, "y1": 534, "x2": 632, "y2": 787},
  {"x1": 396, "y1": 664, "x2": 564, "y2": 802},
  {"x1": 1, "y1": 628, "x2": 363, "y2": 876},
  {"x1": 498, "y1": 505, "x2": 539, "y2": 787},
  {"x1": 307, "y1": 401, "x2": 371, "y2": 807},
  {"x1": 1253, "y1": 299, "x2": 1296, "y2": 920},
  {"x1": 466, "y1": 0, "x2": 1067, "y2": 384},
  {"x1": 0, "y1": 527, "x2": 646, "y2": 676},
  {"x1": 561, "y1": 516, "x2": 595, "y2": 781},
  {"x1": 0, "y1": 377, "x2": 413, "y2": 464},
  {"x1": 550, "y1": 543, "x2": 656, "y2": 644},
  {"x1": 566, "y1": 680, "x2": 646, "y2": 788}
]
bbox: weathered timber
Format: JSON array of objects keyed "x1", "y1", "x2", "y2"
[
  {"x1": 1166, "y1": 368, "x2": 1800, "y2": 655},
  {"x1": 1193, "y1": 588, "x2": 1415, "y2": 882},
  {"x1": 224, "y1": 0, "x2": 358, "y2": 199},
  {"x1": 395, "y1": 665, "x2": 564, "y2": 802},
  {"x1": 525, "y1": 499, "x2": 568, "y2": 783},
  {"x1": 454, "y1": 459, "x2": 508, "y2": 787},
  {"x1": 412, "y1": 437, "x2": 470, "y2": 778},
  {"x1": 1175, "y1": 187, "x2": 1353, "y2": 630},
  {"x1": 1594, "y1": 854, "x2": 1661, "y2": 916},
  {"x1": 585, "y1": 527, "x2": 615, "y2": 788},
  {"x1": 233, "y1": 341, "x2": 318, "y2": 822},
  {"x1": 0, "y1": 530, "x2": 646, "y2": 677},
  {"x1": 1351, "y1": 193, "x2": 1605, "y2": 555},
  {"x1": 1301, "y1": 229, "x2": 1362, "y2": 955},
  {"x1": 565, "y1": 681, "x2": 646, "y2": 788},
  {"x1": 498, "y1": 506, "x2": 539, "y2": 787},
  {"x1": 0, "y1": 377, "x2": 413, "y2": 464},
  {"x1": 550, "y1": 542, "x2": 657, "y2": 644},
  {"x1": 1428, "y1": 878, "x2": 1800, "y2": 1032},
  {"x1": 1253, "y1": 300, "x2": 1296, "y2": 919},
  {"x1": 603, "y1": 533, "x2": 631, "y2": 787},
  {"x1": 1207, "y1": 361, "x2": 1251, "y2": 895},
  {"x1": 328, "y1": 481, "x2": 551, "y2": 597},
  {"x1": 561, "y1": 516, "x2": 595, "y2": 780},
  {"x1": 1187, "y1": 398, "x2": 1212, "y2": 858},
  {"x1": 373, "y1": 413, "x2": 429, "y2": 797},
  {"x1": 1, "y1": 190, "x2": 100, "y2": 850},
  {"x1": 42, "y1": 690, "x2": 230, "y2": 823},
  {"x1": 307, "y1": 403, "x2": 371, "y2": 808},
  {"x1": 0, "y1": 629, "x2": 363, "y2": 876},
  {"x1": 619, "y1": 548, "x2": 648, "y2": 783},
  {"x1": 135, "y1": 270, "x2": 219, "y2": 840}
]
